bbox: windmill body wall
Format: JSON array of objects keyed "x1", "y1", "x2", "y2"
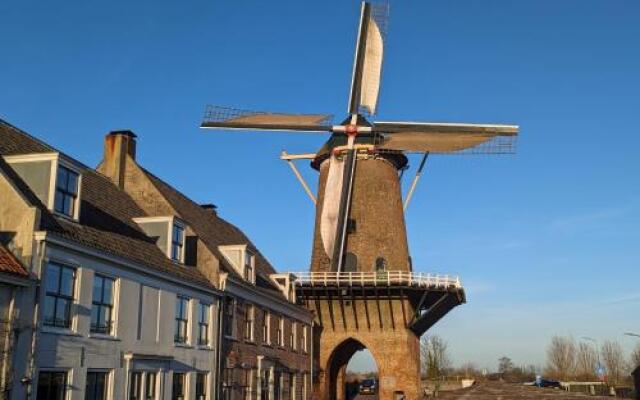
[{"x1": 310, "y1": 156, "x2": 410, "y2": 273}]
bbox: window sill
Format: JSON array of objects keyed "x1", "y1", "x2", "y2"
[
  {"x1": 197, "y1": 345, "x2": 214, "y2": 351},
  {"x1": 89, "y1": 333, "x2": 120, "y2": 341},
  {"x1": 174, "y1": 342, "x2": 193, "y2": 349},
  {"x1": 244, "y1": 339, "x2": 257, "y2": 346},
  {"x1": 41, "y1": 326, "x2": 81, "y2": 337},
  {"x1": 223, "y1": 335, "x2": 238, "y2": 342}
]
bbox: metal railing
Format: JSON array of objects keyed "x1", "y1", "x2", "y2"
[{"x1": 290, "y1": 271, "x2": 462, "y2": 289}]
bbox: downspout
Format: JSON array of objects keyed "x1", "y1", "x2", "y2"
[
  {"x1": 215, "y1": 296, "x2": 224, "y2": 400},
  {"x1": 310, "y1": 320, "x2": 314, "y2": 392},
  {"x1": 25, "y1": 238, "x2": 46, "y2": 400}
]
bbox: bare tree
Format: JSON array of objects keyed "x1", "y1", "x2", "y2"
[
  {"x1": 420, "y1": 335, "x2": 451, "y2": 380},
  {"x1": 498, "y1": 356, "x2": 514, "y2": 376},
  {"x1": 545, "y1": 335, "x2": 576, "y2": 380},
  {"x1": 631, "y1": 343, "x2": 640, "y2": 370},
  {"x1": 576, "y1": 342, "x2": 598, "y2": 381},
  {"x1": 601, "y1": 340, "x2": 625, "y2": 384}
]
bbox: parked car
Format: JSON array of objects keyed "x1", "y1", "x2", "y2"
[
  {"x1": 537, "y1": 379, "x2": 561, "y2": 388},
  {"x1": 359, "y1": 379, "x2": 377, "y2": 395}
]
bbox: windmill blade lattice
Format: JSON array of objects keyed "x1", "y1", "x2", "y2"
[{"x1": 202, "y1": 105, "x2": 334, "y2": 133}]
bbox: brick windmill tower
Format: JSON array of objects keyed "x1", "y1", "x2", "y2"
[{"x1": 201, "y1": 2, "x2": 518, "y2": 399}]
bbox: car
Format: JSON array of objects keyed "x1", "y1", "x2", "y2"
[
  {"x1": 537, "y1": 379, "x2": 561, "y2": 388},
  {"x1": 359, "y1": 379, "x2": 377, "y2": 395}
]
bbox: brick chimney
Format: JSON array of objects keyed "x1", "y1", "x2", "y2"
[
  {"x1": 200, "y1": 203, "x2": 218, "y2": 216},
  {"x1": 101, "y1": 130, "x2": 137, "y2": 189}
]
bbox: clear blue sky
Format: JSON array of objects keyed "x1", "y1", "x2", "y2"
[{"x1": 2, "y1": 0, "x2": 639, "y2": 372}]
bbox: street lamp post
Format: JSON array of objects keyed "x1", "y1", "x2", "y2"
[{"x1": 581, "y1": 336, "x2": 603, "y2": 380}]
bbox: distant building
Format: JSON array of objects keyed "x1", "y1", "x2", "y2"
[{"x1": 0, "y1": 120, "x2": 312, "y2": 400}]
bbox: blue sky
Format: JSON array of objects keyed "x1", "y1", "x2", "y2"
[{"x1": 1, "y1": 0, "x2": 639, "y2": 372}]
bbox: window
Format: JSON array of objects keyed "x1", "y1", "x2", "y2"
[
  {"x1": 196, "y1": 373, "x2": 207, "y2": 400},
  {"x1": 43, "y1": 263, "x2": 76, "y2": 328},
  {"x1": 129, "y1": 372, "x2": 142, "y2": 400},
  {"x1": 260, "y1": 369, "x2": 270, "y2": 400},
  {"x1": 276, "y1": 316, "x2": 284, "y2": 347},
  {"x1": 223, "y1": 297, "x2": 235, "y2": 337},
  {"x1": 91, "y1": 274, "x2": 115, "y2": 334},
  {"x1": 301, "y1": 325, "x2": 308, "y2": 353},
  {"x1": 172, "y1": 373, "x2": 185, "y2": 400},
  {"x1": 343, "y1": 252, "x2": 357, "y2": 272},
  {"x1": 262, "y1": 310, "x2": 270, "y2": 344},
  {"x1": 145, "y1": 373, "x2": 157, "y2": 400},
  {"x1": 37, "y1": 371, "x2": 67, "y2": 400},
  {"x1": 241, "y1": 369, "x2": 253, "y2": 400},
  {"x1": 222, "y1": 368, "x2": 233, "y2": 400},
  {"x1": 85, "y1": 371, "x2": 109, "y2": 400},
  {"x1": 290, "y1": 322, "x2": 296, "y2": 350},
  {"x1": 244, "y1": 251, "x2": 254, "y2": 282},
  {"x1": 54, "y1": 165, "x2": 79, "y2": 217},
  {"x1": 375, "y1": 257, "x2": 387, "y2": 272},
  {"x1": 244, "y1": 304, "x2": 254, "y2": 341},
  {"x1": 171, "y1": 223, "x2": 185, "y2": 262},
  {"x1": 174, "y1": 296, "x2": 189, "y2": 344},
  {"x1": 198, "y1": 303, "x2": 210, "y2": 346}
]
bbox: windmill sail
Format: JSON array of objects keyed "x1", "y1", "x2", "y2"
[
  {"x1": 320, "y1": 155, "x2": 345, "y2": 259},
  {"x1": 201, "y1": 105, "x2": 334, "y2": 132},
  {"x1": 374, "y1": 121, "x2": 519, "y2": 154},
  {"x1": 348, "y1": 2, "x2": 388, "y2": 115}
]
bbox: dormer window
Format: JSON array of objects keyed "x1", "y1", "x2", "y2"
[
  {"x1": 218, "y1": 245, "x2": 256, "y2": 284},
  {"x1": 133, "y1": 216, "x2": 188, "y2": 264},
  {"x1": 54, "y1": 165, "x2": 79, "y2": 217},
  {"x1": 171, "y1": 223, "x2": 185, "y2": 263},
  {"x1": 3, "y1": 153, "x2": 83, "y2": 220}
]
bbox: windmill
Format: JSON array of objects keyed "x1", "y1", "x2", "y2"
[{"x1": 201, "y1": 1, "x2": 518, "y2": 273}]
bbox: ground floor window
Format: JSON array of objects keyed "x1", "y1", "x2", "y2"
[
  {"x1": 222, "y1": 368, "x2": 233, "y2": 400},
  {"x1": 172, "y1": 372, "x2": 186, "y2": 400},
  {"x1": 145, "y1": 372, "x2": 157, "y2": 400},
  {"x1": 130, "y1": 371, "x2": 142, "y2": 400},
  {"x1": 196, "y1": 372, "x2": 208, "y2": 400},
  {"x1": 241, "y1": 369, "x2": 254, "y2": 400},
  {"x1": 37, "y1": 371, "x2": 67, "y2": 400},
  {"x1": 85, "y1": 371, "x2": 109, "y2": 400},
  {"x1": 260, "y1": 369, "x2": 271, "y2": 400}
]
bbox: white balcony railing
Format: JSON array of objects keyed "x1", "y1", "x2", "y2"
[{"x1": 290, "y1": 271, "x2": 462, "y2": 289}]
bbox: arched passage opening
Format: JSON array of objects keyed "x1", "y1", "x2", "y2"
[{"x1": 327, "y1": 338, "x2": 379, "y2": 400}]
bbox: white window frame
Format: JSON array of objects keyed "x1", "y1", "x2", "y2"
[
  {"x1": 277, "y1": 316, "x2": 284, "y2": 347},
  {"x1": 42, "y1": 260, "x2": 78, "y2": 331},
  {"x1": 301, "y1": 325, "x2": 308, "y2": 353},
  {"x1": 244, "y1": 304, "x2": 255, "y2": 342},
  {"x1": 223, "y1": 297, "x2": 236, "y2": 339},
  {"x1": 290, "y1": 322, "x2": 297, "y2": 351},
  {"x1": 174, "y1": 296, "x2": 191, "y2": 345},
  {"x1": 262, "y1": 310, "x2": 271, "y2": 345},
  {"x1": 85, "y1": 369, "x2": 113, "y2": 400},
  {"x1": 197, "y1": 302, "x2": 211, "y2": 346}
]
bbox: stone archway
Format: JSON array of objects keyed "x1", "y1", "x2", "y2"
[{"x1": 326, "y1": 338, "x2": 379, "y2": 400}]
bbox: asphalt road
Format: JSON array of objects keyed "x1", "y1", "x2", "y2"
[
  {"x1": 353, "y1": 394, "x2": 378, "y2": 400},
  {"x1": 435, "y1": 382, "x2": 611, "y2": 400}
]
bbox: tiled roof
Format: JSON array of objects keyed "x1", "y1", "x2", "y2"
[
  {"x1": 0, "y1": 244, "x2": 29, "y2": 278},
  {"x1": 0, "y1": 119, "x2": 214, "y2": 288},
  {"x1": 143, "y1": 170, "x2": 283, "y2": 295}
]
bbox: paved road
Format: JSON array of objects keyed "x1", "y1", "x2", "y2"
[
  {"x1": 353, "y1": 394, "x2": 378, "y2": 400},
  {"x1": 435, "y1": 382, "x2": 611, "y2": 400}
]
